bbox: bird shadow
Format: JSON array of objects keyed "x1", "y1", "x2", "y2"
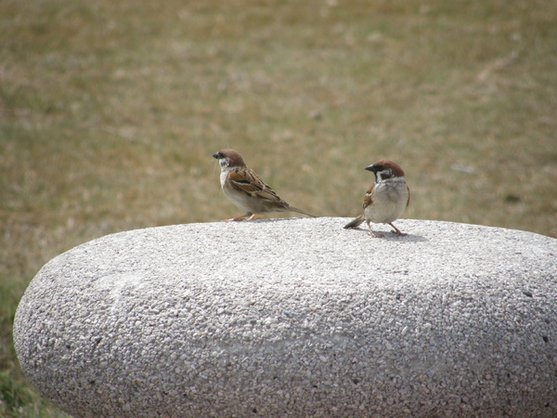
[
  {"x1": 220, "y1": 217, "x2": 428, "y2": 242},
  {"x1": 344, "y1": 227, "x2": 429, "y2": 243},
  {"x1": 219, "y1": 216, "x2": 313, "y2": 223}
]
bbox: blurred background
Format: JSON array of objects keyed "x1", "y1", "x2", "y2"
[{"x1": 1, "y1": 0, "x2": 556, "y2": 415}]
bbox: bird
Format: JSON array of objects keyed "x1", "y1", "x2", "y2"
[
  {"x1": 344, "y1": 160, "x2": 409, "y2": 237},
  {"x1": 212, "y1": 148, "x2": 314, "y2": 221}
]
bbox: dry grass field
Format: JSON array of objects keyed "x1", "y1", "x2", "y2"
[{"x1": 1, "y1": 0, "x2": 556, "y2": 415}]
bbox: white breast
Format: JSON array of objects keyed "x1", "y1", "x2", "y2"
[
  {"x1": 364, "y1": 177, "x2": 408, "y2": 224},
  {"x1": 220, "y1": 170, "x2": 228, "y2": 189},
  {"x1": 219, "y1": 169, "x2": 255, "y2": 213}
]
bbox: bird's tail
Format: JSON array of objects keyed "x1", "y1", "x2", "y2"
[
  {"x1": 344, "y1": 214, "x2": 365, "y2": 229},
  {"x1": 288, "y1": 206, "x2": 316, "y2": 218}
]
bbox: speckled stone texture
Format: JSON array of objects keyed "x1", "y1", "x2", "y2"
[{"x1": 13, "y1": 218, "x2": 557, "y2": 417}]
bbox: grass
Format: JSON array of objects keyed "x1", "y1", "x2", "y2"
[{"x1": 1, "y1": 0, "x2": 556, "y2": 415}]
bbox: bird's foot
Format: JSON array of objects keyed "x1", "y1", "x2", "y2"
[
  {"x1": 388, "y1": 223, "x2": 405, "y2": 236},
  {"x1": 366, "y1": 221, "x2": 383, "y2": 238},
  {"x1": 226, "y1": 217, "x2": 244, "y2": 222},
  {"x1": 226, "y1": 213, "x2": 253, "y2": 222},
  {"x1": 391, "y1": 231, "x2": 407, "y2": 236}
]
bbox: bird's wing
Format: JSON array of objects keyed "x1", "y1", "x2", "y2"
[
  {"x1": 362, "y1": 183, "x2": 375, "y2": 209},
  {"x1": 228, "y1": 168, "x2": 283, "y2": 203}
]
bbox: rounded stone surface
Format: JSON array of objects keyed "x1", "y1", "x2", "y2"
[{"x1": 14, "y1": 218, "x2": 557, "y2": 417}]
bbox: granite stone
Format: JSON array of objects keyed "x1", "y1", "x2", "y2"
[{"x1": 13, "y1": 218, "x2": 557, "y2": 417}]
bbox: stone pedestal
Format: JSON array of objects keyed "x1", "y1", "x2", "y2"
[{"x1": 13, "y1": 218, "x2": 557, "y2": 417}]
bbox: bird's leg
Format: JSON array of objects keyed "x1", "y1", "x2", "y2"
[
  {"x1": 367, "y1": 220, "x2": 383, "y2": 238},
  {"x1": 389, "y1": 222, "x2": 406, "y2": 236},
  {"x1": 227, "y1": 213, "x2": 252, "y2": 222},
  {"x1": 246, "y1": 213, "x2": 257, "y2": 221}
]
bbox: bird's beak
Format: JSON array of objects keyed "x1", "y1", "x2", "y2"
[
  {"x1": 212, "y1": 152, "x2": 220, "y2": 159},
  {"x1": 365, "y1": 164, "x2": 376, "y2": 172}
]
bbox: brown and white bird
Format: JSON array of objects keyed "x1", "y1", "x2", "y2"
[
  {"x1": 212, "y1": 148, "x2": 314, "y2": 221},
  {"x1": 344, "y1": 160, "x2": 409, "y2": 237}
]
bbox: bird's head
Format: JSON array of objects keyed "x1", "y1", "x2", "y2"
[
  {"x1": 365, "y1": 160, "x2": 405, "y2": 182},
  {"x1": 212, "y1": 149, "x2": 246, "y2": 169}
]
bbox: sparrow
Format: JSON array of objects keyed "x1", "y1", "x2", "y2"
[
  {"x1": 344, "y1": 160, "x2": 410, "y2": 237},
  {"x1": 212, "y1": 148, "x2": 314, "y2": 221}
]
